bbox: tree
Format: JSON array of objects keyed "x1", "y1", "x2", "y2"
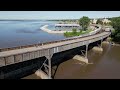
[
  {"x1": 110, "y1": 17, "x2": 120, "y2": 30},
  {"x1": 96, "y1": 19, "x2": 103, "y2": 25},
  {"x1": 110, "y1": 17, "x2": 120, "y2": 42},
  {"x1": 72, "y1": 28, "x2": 77, "y2": 35},
  {"x1": 79, "y1": 16, "x2": 90, "y2": 31}
]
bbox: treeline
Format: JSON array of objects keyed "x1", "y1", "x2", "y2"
[
  {"x1": 64, "y1": 16, "x2": 91, "y2": 37},
  {"x1": 110, "y1": 17, "x2": 120, "y2": 43}
]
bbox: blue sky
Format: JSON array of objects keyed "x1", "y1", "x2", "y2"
[{"x1": 0, "y1": 11, "x2": 120, "y2": 20}]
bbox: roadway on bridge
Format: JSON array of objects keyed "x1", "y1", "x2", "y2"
[{"x1": 0, "y1": 32, "x2": 110, "y2": 58}]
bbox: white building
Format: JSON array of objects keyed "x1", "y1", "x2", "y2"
[
  {"x1": 92, "y1": 19, "x2": 97, "y2": 24},
  {"x1": 55, "y1": 24, "x2": 80, "y2": 27},
  {"x1": 90, "y1": 20, "x2": 92, "y2": 24},
  {"x1": 55, "y1": 24, "x2": 81, "y2": 31},
  {"x1": 102, "y1": 18, "x2": 111, "y2": 24}
]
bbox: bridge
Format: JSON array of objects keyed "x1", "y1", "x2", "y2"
[{"x1": 0, "y1": 25, "x2": 111, "y2": 79}]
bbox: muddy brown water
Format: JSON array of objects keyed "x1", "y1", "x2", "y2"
[{"x1": 23, "y1": 43, "x2": 120, "y2": 79}]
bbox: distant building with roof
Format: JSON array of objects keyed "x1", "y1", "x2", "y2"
[
  {"x1": 55, "y1": 23, "x2": 81, "y2": 31},
  {"x1": 92, "y1": 19, "x2": 97, "y2": 24},
  {"x1": 102, "y1": 18, "x2": 111, "y2": 24}
]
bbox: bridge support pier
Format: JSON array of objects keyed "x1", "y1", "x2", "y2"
[
  {"x1": 106, "y1": 36, "x2": 115, "y2": 46},
  {"x1": 35, "y1": 49, "x2": 53, "y2": 79},
  {"x1": 73, "y1": 44, "x2": 89, "y2": 64},
  {"x1": 102, "y1": 37, "x2": 111, "y2": 45},
  {"x1": 85, "y1": 44, "x2": 88, "y2": 59},
  {"x1": 45, "y1": 54, "x2": 52, "y2": 79},
  {"x1": 92, "y1": 37, "x2": 103, "y2": 52},
  {"x1": 100, "y1": 37, "x2": 103, "y2": 48}
]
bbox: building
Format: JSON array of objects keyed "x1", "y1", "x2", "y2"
[
  {"x1": 92, "y1": 19, "x2": 97, "y2": 24},
  {"x1": 55, "y1": 24, "x2": 80, "y2": 27},
  {"x1": 55, "y1": 24, "x2": 81, "y2": 31},
  {"x1": 102, "y1": 18, "x2": 111, "y2": 24}
]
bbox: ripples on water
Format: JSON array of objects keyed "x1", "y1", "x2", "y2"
[
  {"x1": 23, "y1": 44, "x2": 120, "y2": 79},
  {"x1": 0, "y1": 20, "x2": 65, "y2": 48},
  {"x1": 54, "y1": 44, "x2": 120, "y2": 79},
  {"x1": 16, "y1": 29, "x2": 40, "y2": 33}
]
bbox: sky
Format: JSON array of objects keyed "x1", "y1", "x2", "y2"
[{"x1": 0, "y1": 11, "x2": 120, "y2": 20}]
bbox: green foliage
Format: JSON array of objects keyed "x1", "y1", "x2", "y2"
[
  {"x1": 79, "y1": 16, "x2": 90, "y2": 30},
  {"x1": 79, "y1": 29, "x2": 82, "y2": 33},
  {"x1": 96, "y1": 19, "x2": 103, "y2": 25},
  {"x1": 112, "y1": 32, "x2": 120, "y2": 42},
  {"x1": 72, "y1": 28, "x2": 77, "y2": 34},
  {"x1": 104, "y1": 22, "x2": 111, "y2": 26},
  {"x1": 110, "y1": 17, "x2": 120, "y2": 30},
  {"x1": 110, "y1": 17, "x2": 120, "y2": 42},
  {"x1": 64, "y1": 29, "x2": 92, "y2": 37}
]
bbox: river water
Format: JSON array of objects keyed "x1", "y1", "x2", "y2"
[
  {"x1": 0, "y1": 20, "x2": 64, "y2": 48},
  {"x1": 0, "y1": 20, "x2": 120, "y2": 79},
  {"x1": 23, "y1": 43, "x2": 120, "y2": 79}
]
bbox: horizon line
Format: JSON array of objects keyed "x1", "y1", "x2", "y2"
[{"x1": 0, "y1": 17, "x2": 116, "y2": 20}]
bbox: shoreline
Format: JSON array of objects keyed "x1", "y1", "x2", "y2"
[
  {"x1": 112, "y1": 42, "x2": 120, "y2": 46},
  {"x1": 103, "y1": 40, "x2": 120, "y2": 46},
  {"x1": 40, "y1": 25, "x2": 83, "y2": 34},
  {"x1": 40, "y1": 25, "x2": 73, "y2": 34},
  {"x1": 40, "y1": 24, "x2": 101, "y2": 35},
  {"x1": 106, "y1": 37, "x2": 120, "y2": 46}
]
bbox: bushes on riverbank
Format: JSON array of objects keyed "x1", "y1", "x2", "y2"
[
  {"x1": 110, "y1": 17, "x2": 120, "y2": 43},
  {"x1": 64, "y1": 28, "x2": 92, "y2": 37}
]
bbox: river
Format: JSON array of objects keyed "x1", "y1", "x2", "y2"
[
  {"x1": 0, "y1": 20, "x2": 120, "y2": 79},
  {"x1": 0, "y1": 20, "x2": 65, "y2": 48},
  {"x1": 23, "y1": 43, "x2": 120, "y2": 79}
]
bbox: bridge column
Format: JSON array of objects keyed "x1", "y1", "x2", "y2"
[
  {"x1": 85, "y1": 44, "x2": 88, "y2": 59},
  {"x1": 35, "y1": 49, "x2": 53, "y2": 79},
  {"x1": 73, "y1": 44, "x2": 89, "y2": 64},
  {"x1": 100, "y1": 37, "x2": 103, "y2": 48},
  {"x1": 92, "y1": 37, "x2": 103, "y2": 52},
  {"x1": 45, "y1": 53, "x2": 53, "y2": 79}
]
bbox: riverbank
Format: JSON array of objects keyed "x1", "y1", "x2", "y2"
[
  {"x1": 106, "y1": 37, "x2": 120, "y2": 46},
  {"x1": 111, "y1": 42, "x2": 120, "y2": 46},
  {"x1": 103, "y1": 40, "x2": 120, "y2": 47}
]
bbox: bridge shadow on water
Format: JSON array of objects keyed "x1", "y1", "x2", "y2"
[
  {"x1": 52, "y1": 39, "x2": 104, "y2": 79},
  {"x1": 55, "y1": 39, "x2": 109, "y2": 79},
  {"x1": 0, "y1": 39, "x2": 105, "y2": 79}
]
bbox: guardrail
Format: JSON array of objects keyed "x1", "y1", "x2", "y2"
[{"x1": 0, "y1": 25, "x2": 108, "y2": 52}]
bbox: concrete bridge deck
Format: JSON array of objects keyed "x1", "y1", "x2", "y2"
[{"x1": 0, "y1": 32, "x2": 110, "y2": 58}]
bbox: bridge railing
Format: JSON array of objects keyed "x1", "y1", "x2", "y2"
[{"x1": 0, "y1": 25, "x2": 107, "y2": 52}]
